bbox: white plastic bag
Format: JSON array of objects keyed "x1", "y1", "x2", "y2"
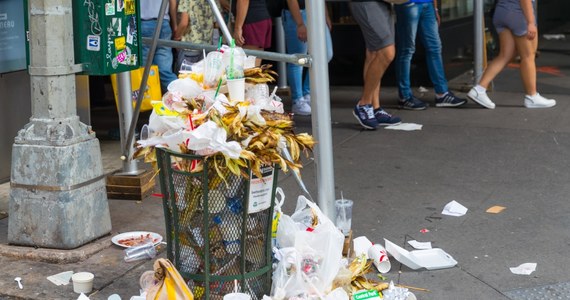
[{"x1": 273, "y1": 195, "x2": 345, "y2": 298}]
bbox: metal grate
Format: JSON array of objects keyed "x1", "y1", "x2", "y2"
[
  {"x1": 505, "y1": 282, "x2": 570, "y2": 300},
  {"x1": 156, "y1": 148, "x2": 277, "y2": 299}
]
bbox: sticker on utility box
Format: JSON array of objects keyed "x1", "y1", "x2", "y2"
[
  {"x1": 125, "y1": 0, "x2": 135, "y2": 15},
  {"x1": 87, "y1": 35, "x2": 100, "y2": 51},
  {"x1": 247, "y1": 165, "x2": 274, "y2": 214}
]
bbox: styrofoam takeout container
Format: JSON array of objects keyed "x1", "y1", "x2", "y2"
[{"x1": 384, "y1": 239, "x2": 457, "y2": 270}]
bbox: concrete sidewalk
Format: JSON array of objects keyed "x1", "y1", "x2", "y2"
[{"x1": 1, "y1": 32, "x2": 570, "y2": 299}]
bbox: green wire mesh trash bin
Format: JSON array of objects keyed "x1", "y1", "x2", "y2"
[{"x1": 156, "y1": 147, "x2": 278, "y2": 299}]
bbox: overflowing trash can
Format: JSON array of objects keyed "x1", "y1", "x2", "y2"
[{"x1": 156, "y1": 147, "x2": 278, "y2": 299}]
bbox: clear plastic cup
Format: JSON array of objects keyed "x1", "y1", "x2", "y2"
[
  {"x1": 124, "y1": 240, "x2": 157, "y2": 262},
  {"x1": 204, "y1": 51, "x2": 224, "y2": 88},
  {"x1": 335, "y1": 199, "x2": 353, "y2": 236}
]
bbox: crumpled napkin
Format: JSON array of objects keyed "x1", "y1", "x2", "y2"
[
  {"x1": 510, "y1": 263, "x2": 537, "y2": 275},
  {"x1": 187, "y1": 121, "x2": 242, "y2": 159},
  {"x1": 385, "y1": 123, "x2": 423, "y2": 131}
]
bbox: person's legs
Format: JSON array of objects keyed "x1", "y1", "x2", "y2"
[
  {"x1": 478, "y1": 30, "x2": 517, "y2": 89},
  {"x1": 417, "y1": 3, "x2": 447, "y2": 95},
  {"x1": 514, "y1": 34, "x2": 537, "y2": 96},
  {"x1": 282, "y1": 10, "x2": 307, "y2": 102},
  {"x1": 152, "y1": 21, "x2": 177, "y2": 92},
  {"x1": 360, "y1": 45, "x2": 395, "y2": 109},
  {"x1": 395, "y1": 4, "x2": 420, "y2": 100}
]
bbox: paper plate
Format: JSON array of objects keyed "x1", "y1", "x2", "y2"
[{"x1": 111, "y1": 231, "x2": 163, "y2": 248}]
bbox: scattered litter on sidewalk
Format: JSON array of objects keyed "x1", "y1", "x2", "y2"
[
  {"x1": 107, "y1": 294, "x2": 121, "y2": 300},
  {"x1": 510, "y1": 263, "x2": 537, "y2": 275},
  {"x1": 486, "y1": 205, "x2": 506, "y2": 214},
  {"x1": 14, "y1": 276, "x2": 23, "y2": 289},
  {"x1": 543, "y1": 34, "x2": 565, "y2": 40},
  {"x1": 385, "y1": 123, "x2": 423, "y2": 131},
  {"x1": 442, "y1": 200, "x2": 468, "y2": 217},
  {"x1": 77, "y1": 293, "x2": 90, "y2": 300},
  {"x1": 385, "y1": 239, "x2": 457, "y2": 270},
  {"x1": 418, "y1": 86, "x2": 429, "y2": 93},
  {"x1": 420, "y1": 228, "x2": 430, "y2": 233},
  {"x1": 47, "y1": 270, "x2": 74, "y2": 286},
  {"x1": 407, "y1": 240, "x2": 432, "y2": 250}
]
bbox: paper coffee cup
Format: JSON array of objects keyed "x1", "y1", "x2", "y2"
[
  {"x1": 368, "y1": 244, "x2": 391, "y2": 273},
  {"x1": 227, "y1": 78, "x2": 245, "y2": 102},
  {"x1": 72, "y1": 272, "x2": 94, "y2": 294}
]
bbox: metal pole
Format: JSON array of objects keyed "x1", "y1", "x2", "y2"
[
  {"x1": 306, "y1": 0, "x2": 335, "y2": 219},
  {"x1": 116, "y1": 72, "x2": 144, "y2": 175},
  {"x1": 474, "y1": 0, "x2": 484, "y2": 84},
  {"x1": 207, "y1": 0, "x2": 233, "y2": 43},
  {"x1": 145, "y1": 38, "x2": 311, "y2": 66},
  {"x1": 274, "y1": 16, "x2": 288, "y2": 89},
  {"x1": 123, "y1": 0, "x2": 168, "y2": 158}
]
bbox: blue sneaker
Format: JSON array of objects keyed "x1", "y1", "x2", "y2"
[
  {"x1": 353, "y1": 104, "x2": 378, "y2": 130},
  {"x1": 435, "y1": 91, "x2": 467, "y2": 107},
  {"x1": 374, "y1": 108, "x2": 402, "y2": 126},
  {"x1": 399, "y1": 95, "x2": 428, "y2": 110}
]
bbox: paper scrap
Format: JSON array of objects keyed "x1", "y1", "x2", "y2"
[
  {"x1": 486, "y1": 205, "x2": 506, "y2": 214},
  {"x1": 510, "y1": 263, "x2": 537, "y2": 275},
  {"x1": 442, "y1": 200, "x2": 468, "y2": 217},
  {"x1": 385, "y1": 123, "x2": 423, "y2": 131},
  {"x1": 543, "y1": 34, "x2": 565, "y2": 40},
  {"x1": 47, "y1": 271, "x2": 73, "y2": 286},
  {"x1": 418, "y1": 86, "x2": 429, "y2": 93},
  {"x1": 408, "y1": 240, "x2": 432, "y2": 250},
  {"x1": 77, "y1": 293, "x2": 90, "y2": 300}
]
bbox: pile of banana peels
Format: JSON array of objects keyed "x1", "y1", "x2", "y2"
[{"x1": 134, "y1": 66, "x2": 315, "y2": 181}]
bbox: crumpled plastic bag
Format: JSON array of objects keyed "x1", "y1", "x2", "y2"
[
  {"x1": 167, "y1": 78, "x2": 203, "y2": 100},
  {"x1": 273, "y1": 195, "x2": 345, "y2": 298},
  {"x1": 146, "y1": 258, "x2": 194, "y2": 300}
]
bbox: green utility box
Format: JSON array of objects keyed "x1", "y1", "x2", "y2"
[{"x1": 72, "y1": 0, "x2": 141, "y2": 75}]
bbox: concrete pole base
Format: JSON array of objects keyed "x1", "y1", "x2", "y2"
[{"x1": 8, "y1": 138, "x2": 112, "y2": 249}]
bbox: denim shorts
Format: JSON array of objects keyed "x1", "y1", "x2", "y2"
[
  {"x1": 493, "y1": 6, "x2": 536, "y2": 37},
  {"x1": 350, "y1": 1, "x2": 394, "y2": 51}
]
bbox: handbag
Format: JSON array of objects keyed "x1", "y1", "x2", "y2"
[{"x1": 145, "y1": 258, "x2": 194, "y2": 300}]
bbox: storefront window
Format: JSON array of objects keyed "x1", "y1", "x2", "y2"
[
  {"x1": 440, "y1": 0, "x2": 496, "y2": 21},
  {"x1": 0, "y1": 0, "x2": 27, "y2": 73}
]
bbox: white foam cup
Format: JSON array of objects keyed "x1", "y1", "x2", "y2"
[
  {"x1": 227, "y1": 77, "x2": 245, "y2": 102},
  {"x1": 223, "y1": 293, "x2": 251, "y2": 300},
  {"x1": 368, "y1": 244, "x2": 391, "y2": 273},
  {"x1": 72, "y1": 272, "x2": 94, "y2": 294}
]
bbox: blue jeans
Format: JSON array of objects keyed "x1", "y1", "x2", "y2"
[
  {"x1": 282, "y1": 10, "x2": 333, "y2": 102},
  {"x1": 395, "y1": 2, "x2": 448, "y2": 99},
  {"x1": 141, "y1": 20, "x2": 177, "y2": 93}
]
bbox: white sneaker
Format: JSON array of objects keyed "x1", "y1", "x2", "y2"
[
  {"x1": 303, "y1": 94, "x2": 311, "y2": 104},
  {"x1": 524, "y1": 93, "x2": 556, "y2": 108},
  {"x1": 292, "y1": 99, "x2": 311, "y2": 116},
  {"x1": 467, "y1": 88, "x2": 496, "y2": 109}
]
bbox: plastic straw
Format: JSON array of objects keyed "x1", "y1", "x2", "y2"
[
  {"x1": 218, "y1": 36, "x2": 223, "y2": 51},
  {"x1": 214, "y1": 78, "x2": 223, "y2": 98},
  {"x1": 228, "y1": 39, "x2": 236, "y2": 80}
]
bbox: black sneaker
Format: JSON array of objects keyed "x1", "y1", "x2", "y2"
[
  {"x1": 399, "y1": 95, "x2": 428, "y2": 110},
  {"x1": 435, "y1": 91, "x2": 467, "y2": 107},
  {"x1": 374, "y1": 108, "x2": 402, "y2": 126},
  {"x1": 353, "y1": 104, "x2": 379, "y2": 130}
]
